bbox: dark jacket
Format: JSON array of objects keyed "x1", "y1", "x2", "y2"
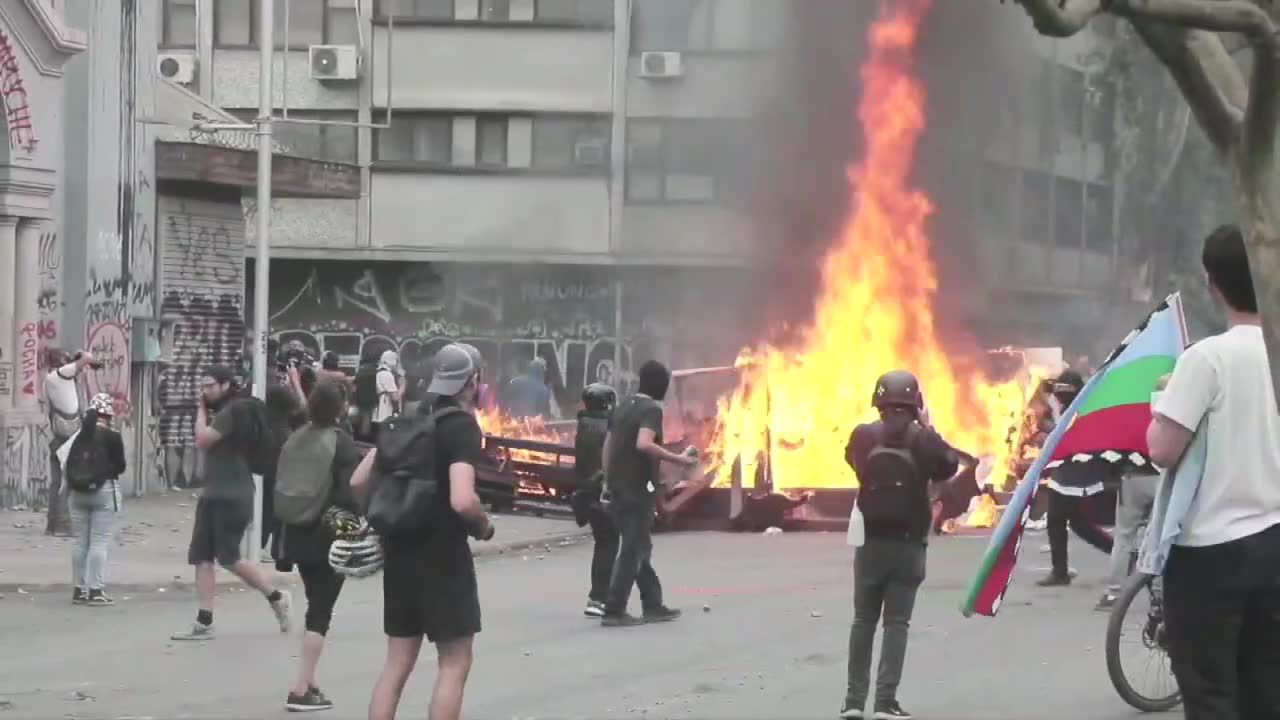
[
  {"x1": 574, "y1": 409, "x2": 610, "y2": 490},
  {"x1": 846, "y1": 419, "x2": 960, "y2": 541},
  {"x1": 279, "y1": 428, "x2": 362, "y2": 567}
]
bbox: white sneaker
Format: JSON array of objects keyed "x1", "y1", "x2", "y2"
[
  {"x1": 270, "y1": 591, "x2": 293, "y2": 633},
  {"x1": 171, "y1": 622, "x2": 215, "y2": 641},
  {"x1": 584, "y1": 601, "x2": 605, "y2": 618}
]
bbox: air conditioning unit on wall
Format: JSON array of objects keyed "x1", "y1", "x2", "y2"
[
  {"x1": 640, "y1": 51, "x2": 684, "y2": 79},
  {"x1": 573, "y1": 139, "x2": 607, "y2": 167},
  {"x1": 157, "y1": 52, "x2": 197, "y2": 85},
  {"x1": 310, "y1": 45, "x2": 359, "y2": 81}
]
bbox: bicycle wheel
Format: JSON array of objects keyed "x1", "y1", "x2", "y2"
[{"x1": 1105, "y1": 572, "x2": 1181, "y2": 712}]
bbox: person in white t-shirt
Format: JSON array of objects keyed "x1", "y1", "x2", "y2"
[
  {"x1": 43, "y1": 348, "x2": 99, "y2": 536},
  {"x1": 1147, "y1": 224, "x2": 1280, "y2": 719},
  {"x1": 371, "y1": 350, "x2": 402, "y2": 439}
]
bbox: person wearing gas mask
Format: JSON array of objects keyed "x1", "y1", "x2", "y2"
[
  {"x1": 571, "y1": 383, "x2": 618, "y2": 618},
  {"x1": 1036, "y1": 370, "x2": 1115, "y2": 587},
  {"x1": 841, "y1": 370, "x2": 960, "y2": 720}
]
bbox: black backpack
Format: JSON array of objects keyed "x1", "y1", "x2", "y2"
[
  {"x1": 230, "y1": 396, "x2": 279, "y2": 477},
  {"x1": 366, "y1": 406, "x2": 464, "y2": 537},
  {"x1": 354, "y1": 365, "x2": 379, "y2": 411},
  {"x1": 65, "y1": 430, "x2": 110, "y2": 493},
  {"x1": 856, "y1": 423, "x2": 926, "y2": 532}
]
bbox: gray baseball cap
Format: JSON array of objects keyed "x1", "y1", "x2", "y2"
[
  {"x1": 454, "y1": 342, "x2": 486, "y2": 370},
  {"x1": 427, "y1": 344, "x2": 476, "y2": 396}
]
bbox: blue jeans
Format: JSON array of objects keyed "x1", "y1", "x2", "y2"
[{"x1": 69, "y1": 483, "x2": 121, "y2": 590}]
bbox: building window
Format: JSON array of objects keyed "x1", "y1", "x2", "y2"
[
  {"x1": 476, "y1": 116, "x2": 509, "y2": 167},
  {"x1": 215, "y1": 0, "x2": 364, "y2": 47},
  {"x1": 1085, "y1": 77, "x2": 1115, "y2": 146},
  {"x1": 532, "y1": 116, "x2": 610, "y2": 170},
  {"x1": 1054, "y1": 177, "x2": 1084, "y2": 248},
  {"x1": 1084, "y1": 183, "x2": 1114, "y2": 252},
  {"x1": 980, "y1": 163, "x2": 1018, "y2": 241},
  {"x1": 233, "y1": 110, "x2": 358, "y2": 163},
  {"x1": 632, "y1": 0, "x2": 780, "y2": 53},
  {"x1": 375, "y1": 114, "x2": 454, "y2": 164},
  {"x1": 480, "y1": 0, "x2": 511, "y2": 21},
  {"x1": 1056, "y1": 67, "x2": 1086, "y2": 138},
  {"x1": 375, "y1": 0, "x2": 455, "y2": 20},
  {"x1": 625, "y1": 119, "x2": 752, "y2": 203},
  {"x1": 1021, "y1": 171, "x2": 1051, "y2": 245},
  {"x1": 162, "y1": 0, "x2": 198, "y2": 48},
  {"x1": 537, "y1": 0, "x2": 613, "y2": 25}
]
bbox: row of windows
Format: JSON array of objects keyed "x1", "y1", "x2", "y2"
[
  {"x1": 374, "y1": 113, "x2": 611, "y2": 171},
  {"x1": 981, "y1": 164, "x2": 1113, "y2": 253},
  {"x1": 161, "y1": 0, "x2": 777, "y2": 52}
]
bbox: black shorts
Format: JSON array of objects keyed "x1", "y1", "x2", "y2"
[
  {"x1": 382, "y1": 533, "x2": 481, "y2": 642},
  {"x1": 187, "y1": 496, "x2": 254, "y2": 567}
]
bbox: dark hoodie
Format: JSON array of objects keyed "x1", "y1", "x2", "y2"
[
  {"x1": 502, "y1": 361, "x2": 552, "y2": 419},
  {"x1": 574, "y1": 408, "x2": 610, "y2": 490}
]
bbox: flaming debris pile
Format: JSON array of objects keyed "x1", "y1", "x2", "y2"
[
  {"x1": 705, "y1": 0, "x2": 1037, "y2": 493},
  {"x1": 477, "y1": 407, "x2": 574, "y2": 465}
]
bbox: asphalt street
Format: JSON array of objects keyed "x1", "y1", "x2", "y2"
[{"x1": 0, "y1": 529, "x2": 1172, "y2": 719}]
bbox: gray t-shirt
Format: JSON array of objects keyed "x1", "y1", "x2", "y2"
[
  {"x1": 605, "y1": 394, "x2": 663, "y2": 505},
  {"x1": 201, "y1": 404, "x2": 253, "y2": 500}
]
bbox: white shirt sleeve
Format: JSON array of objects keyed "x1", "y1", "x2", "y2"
[
  {"x1": 376, "y1": 370, "x2": 397, "y2": 395},
  {"x1": 1154, "y1": 344, "x2": 1218, "y2": 432}
]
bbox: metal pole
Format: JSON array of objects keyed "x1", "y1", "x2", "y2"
[
  {"x1": 613, "y1": 278, "x2": 623, "y2": 391},
  {"x1": 248, "y1": 0, "x2": 275, "y2": 566}
]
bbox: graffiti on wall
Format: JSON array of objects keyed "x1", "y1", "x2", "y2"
[
  {"x1": 18, "y1": 320, "x2": 54, "y2": 398},
  {"x1": 260, "y1": 262, "x2": 655, "y2": 406},
  {"x1": 1, "y1": 421, "x2": 51, "y2": 509},
  {"x1": 37, "y1": 231, "x2": 61, "y2": 348},
  {"x1": 129, "y1": 169, "x2": 155, "y2": 314},
  {"x1": 83, "y1": 320, "x2": 132, "y2": 418},
  {"x1": 0, "y1": 30, "x2": 36, "y2": 154}
]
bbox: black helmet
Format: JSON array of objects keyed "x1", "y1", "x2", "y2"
[
  {"x1": 582, "y1": 383, "x2": 617, "y2": 412},
  {"x1": 872, "y1": 370, "x2": 922, "y2": 410}
]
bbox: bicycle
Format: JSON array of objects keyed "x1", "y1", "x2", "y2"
[{"x1": 1104, "y1": 521, "x2": 1181, "y2": 712}]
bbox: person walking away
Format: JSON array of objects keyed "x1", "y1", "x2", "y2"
[
  {"x1": 841, "y1": 371, "x2": 961, "y2": 720},
  {"x1": 572, "y1": 383, "x2": 618, "y2": 617},
  {"x1": 1098, "y1": 460, "x2": 1162, "y2": 609},
  {"x1": 44, "y1": 348, "x2": 98, "y2": 536},
  {"x1": 274, "y1": 380, "x2": 364, "y2": 712},
  {"x1": 501, "y1": 357, "x2": 551, "y2": 419},
  {"x1": 262, "y1": 363, "x2": 307, "y2": 562},
  {"x1": 62, "y1": 393, "x2": 126, "y2": 606},
  {"x1": 170, "y1": 365, "x2": 292, "y2": 641},
  {"x1": 354, "y1": 353, "x2": 380, "y2": 442},
  {"x1": 1036, "y1": 370, "x2": 1115, "y2": 587},
  {"x1": 1147, "y1": 224, "x2": 1280, "y2": 720},
  {"x1": 362, "y1": 344, "x2": 495, "y2": 720},
  {"x1": 372, "y1": 351, "x2": 402, "y2": 440},
  {"x1": 600, "y1": 360, "x2": 695, "y2": 627}
]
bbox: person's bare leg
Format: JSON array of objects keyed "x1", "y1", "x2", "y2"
[
  {"x1": 369, "y1": 636, "x2": 422, "y2": 720},
  {"x1": 229, "y1": 559, "x2": 273, "y2": 593},
  {"x1": 428, "y1": 637, "x2": 474, "y2": 720},
  {"x1": 195, "y1": 562, "x2": 217, "y2": 612},
  {"x1": 291, "y1": 631, "x2": 326, "y2": 696}
]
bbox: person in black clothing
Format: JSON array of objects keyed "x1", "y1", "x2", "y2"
[
  {"x1": 275, "y1": 380, "x2": 362, "y2": 712},
  {"x1": 1036, "y1": 370, "x2": 1114, "y2": 587},
  {"x1": 572, "y1": 383, "x2": 618, "y2": 618},
  {"x1": 261, "y1": 369, "x2": 307, "y2": 560},
  {"x1": 363, "y1": 344, "x2": 495, "y2": 720},
  {"x1": 600, "y1": 360, "x2": 697, "y2": 627},
  {"x1": 66, "y1": 392, "x2": 127, "y2": 606},
  {"x1": 841, "y1": 370, "x2": 961, "y2": 720}
]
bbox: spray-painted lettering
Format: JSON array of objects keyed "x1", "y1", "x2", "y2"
[
  {"x1": 84, "y1": 320, "x2": 132, "y2": 418},
  {"x1": 0, "y1": 30, "x2": 37, "y2": 153}
]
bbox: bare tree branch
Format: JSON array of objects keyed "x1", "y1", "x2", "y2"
[
  {"x1": 1114, "y1": 0, "x2": 1276, "y2": 37},
  {"x1": 1129, "y1": 22, "x2": 1246, "y2": 152},
  {"x1": 1011, "y1": 0, "x2": 1108, "y2": 37}
]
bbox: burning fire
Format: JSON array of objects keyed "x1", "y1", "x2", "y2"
[
  {"x1": 476, "y1": 407, "x2": 574, "y2": 465},
  {"x1": 706, "y1": 0, "x2": 1033, "y2": 492}
]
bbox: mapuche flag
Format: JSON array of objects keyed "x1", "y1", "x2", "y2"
[{"x1": 961, "y1": 293, "x2": 1188, "y2": 618}]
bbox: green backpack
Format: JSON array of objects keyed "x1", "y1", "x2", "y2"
[{"x1": 273, "y1": 425, "x2": 338, "y2": 525}]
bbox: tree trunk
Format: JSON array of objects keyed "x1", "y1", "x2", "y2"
[{"x1": 1240, "y1": 172, "x2": 1280, "y2": 405}]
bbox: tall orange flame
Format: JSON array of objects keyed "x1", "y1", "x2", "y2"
[{"x1": 707, "y1": 0, "x2": 1032, "y2": 491}]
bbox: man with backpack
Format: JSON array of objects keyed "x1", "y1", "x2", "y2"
[
  {"x1": 362, "y1": 344, "x2": 495, "y2": 720},
  {"x1": 170, "y1": 365, "x2": 292, "y2": 642},
  {"x1": 44, "y1": 348, "x2": 99, "y2": 536},
  {"x1": 841, "y1": 370, "x2": 961, "y2": 720}
]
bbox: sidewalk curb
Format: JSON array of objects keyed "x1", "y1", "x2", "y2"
[{"x1": 0, "y1": 530, "x2": 591, "y2": 595}]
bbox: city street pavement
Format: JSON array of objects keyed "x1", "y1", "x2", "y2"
[
  {"x1": 0, "y1": 528, "x2": 1168, "y2": 720},
  {"x1": 0, "y1": 492, "x2": 586, "y2": 592}
]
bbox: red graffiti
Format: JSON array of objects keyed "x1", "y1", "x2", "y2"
[
  {"x1": 84, "y1": 321, "x2": 132, "y2": 418},
  {"x1": 0, "y1": 30, "x2": 36, "y2": 153},
  {"x1": 19, "y1": 322, "x2": 39, "y2": 396}
]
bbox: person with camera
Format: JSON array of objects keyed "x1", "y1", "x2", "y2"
[
  {"x1": 44, "y1": 348, "x2": 101, "y2": 536},
  {"x1": 357, "y1": 344, "x2": 494, "y2": 720},
  {"x1": 600, "y1": 360, "x2": 694, "y2": 627},
  {"x1": 841, "y1": 371, "x2": 961, "y2": 720},
  {"x1": 170, "y1": 365, "x2": 292, "y2": 641}
]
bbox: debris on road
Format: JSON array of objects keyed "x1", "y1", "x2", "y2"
[
  {"x1": 702, "y1": 604, "x2": 711, "y2": 613},
  {"x1": 764, "y1": 527, "x2": 783, "y2": 535},
  {"x1": 810, "y1": 610, "x2": 823, "y2": 618}
]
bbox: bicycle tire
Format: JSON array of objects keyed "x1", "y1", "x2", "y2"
[{"x1": 1105, "y1": 572, "x2": 1181, "y2": 713}]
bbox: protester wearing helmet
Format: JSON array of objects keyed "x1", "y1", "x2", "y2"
[
  {"x1": 365, "y1": 343, "x2": 494, "y2": 720},
  {"x1": 274, "y1": 379, "x2": 364, "y2": 712},
  {"x1": 841, "y1": 371, "x2": 961, "y2": 720},
  {"x1": 1036, "y1": 369, "x2": 1115, "y2": 590},
  {"x1": 572, "y1": 383, "x2": 619, "y2": 617},
  {"x1": 63, "y1": 392, "x2": 126, "y2": 607}
]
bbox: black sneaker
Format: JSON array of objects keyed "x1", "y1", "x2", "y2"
[
  {"x1": 286, "y1": 688, "x2": 333, "y2": 712},
  {"x1": 873, "y1": 701, "x2": 913, "y2": 719},
  {"x1": 601, "y1": 613, "x2": 644, "y2": 628},
  {"x1": 839, "y1": 701, "x2": 866, "y2": 718},
  {"x1": 1036, "y1": 572, "x2": 1071, "y2": 587},
  {"x1": 85, "y1": 589, "x2": 114, "y2": 606},
  {"x1": 642, "y1": 606, "x2": 682, "y2": 624},
  {"x1": 71, "y1": 587, "x2": 87, "y2": 605}
]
